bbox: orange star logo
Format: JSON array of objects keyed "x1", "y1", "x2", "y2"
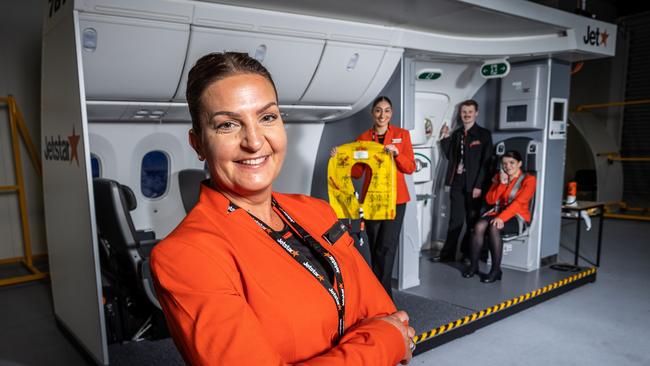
[
  {"x1": 318, "y1": 275, "x2": 324, "y2": 281},
  {"x1": 291, "y1": 250, "x2": 299, "y2": 257},
  {"x1": 600, "y1": 30, "x2": 609, "y2": 47},
  {"x1": 68, "y1": 126, "x2": 80, "y2": 166},
  {"x1": 323, "y1": 253, "x2": 331, "y2": 257}
]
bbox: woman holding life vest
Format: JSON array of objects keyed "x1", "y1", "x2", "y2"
[
  {"x1": 462, "y1": 150, "x2": 536, "y2": 283},
  {"x1": 150, "y1": 53, "x2": 415, "y2": 365},
  {"x1": 331, "y1": 96, "x2": 415, "y2": 298}
]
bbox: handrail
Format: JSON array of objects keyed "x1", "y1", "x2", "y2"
[
  {"x1": 575, "y1": 98, "x2": 650, "y2": 112},
  {"x1": 597, "y1": 152, "x2": 650, "y2": 163},
  {"x1": 604, "y1": 202, "x2": 650, "y2": 222}
]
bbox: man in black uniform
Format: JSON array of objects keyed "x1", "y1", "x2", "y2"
[{"x1": 432, "y1": 100, "x2": 492, "y2": 263}]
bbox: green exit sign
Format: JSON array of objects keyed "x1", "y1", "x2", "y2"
[
  {"x1": 417, "y1": 69, "x2": 442, "y2": 80},
  {"x1": 480, "y1": 60, "x2": 510, "y2": 79}
]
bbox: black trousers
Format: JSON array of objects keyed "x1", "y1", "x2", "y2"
[
  {"x1": 365, "y1": 203, "x2": 406, "y2": 298},
  {"x1": 440, "y1": 179, "x2": 482, "y2": 260}
]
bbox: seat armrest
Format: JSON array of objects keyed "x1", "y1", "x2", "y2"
[
  {"x1": 137, "y1": 239, "x2": 158, "y2": 261},
  {"x1": 140, "y1": 258, "x2": 162, "y2": 310},
  {"x1": 135, "y1": 230, "x2": 156, "y2": 242},
  {"x1": 139, "y1": 239, "x2": 159, "y2": 248}
]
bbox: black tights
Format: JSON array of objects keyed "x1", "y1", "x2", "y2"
[{"x1": 469, "y1": 218, "x2": 502, "y2": 274}]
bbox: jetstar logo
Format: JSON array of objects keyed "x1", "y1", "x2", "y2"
[
  {"x1": 44, "y1": 126, "x2": 80, "y2": 166},
  {"x1": 303, "y1": 261, "x2": 322, "y2": 280},
  {"x1": 583, "y1": 25, "x2": 609, "y2": 47}
]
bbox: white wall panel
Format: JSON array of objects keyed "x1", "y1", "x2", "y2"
[
  {"x1": 42, "y1": 8, "x2": 107, "y2": 364},
  {"x1": 274, "y1": 123, "x2": 325, "y2": 195},
  {"x1": 89, "y1": 123, "x2": 203, "y2": 237}
]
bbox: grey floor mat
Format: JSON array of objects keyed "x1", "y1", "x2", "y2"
[
  {"x1": 392, "y1": 290, "x2": 472, "y2": 334},
  {"x1": 109, "y1": 339, "x2": 183, "y2": 366}
]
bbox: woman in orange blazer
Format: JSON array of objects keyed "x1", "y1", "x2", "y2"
[
  {"x1": 333, "y1": 96, "x2": 415, "y2": 298},
  {"x1": 463, "y1": 150, "x2": 536, "y2": 283},
  {"x1": 150, "y1": 53, "x2": 415, "y2": 365}
]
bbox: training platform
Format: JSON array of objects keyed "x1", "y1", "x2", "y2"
[{"x1": 392, "y1": 253, "x2": 597, "y2": 355}]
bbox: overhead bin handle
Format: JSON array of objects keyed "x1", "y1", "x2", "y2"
[
  {"x1": 346, "y1": 53, "x2": 359, "y2": 71},
  {"x1": 82, "y1": 27, "x2": 98, "y2": 52},
  {"x1": 254, "y1": 44, "x2": 267, "y2": 62}
]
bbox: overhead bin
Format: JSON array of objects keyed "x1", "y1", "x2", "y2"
[
  {"x1": 300, "y1": 41, "x2": 387, "y2": 105},
  {"x1": 78, "y1": 13, "x2": 189, "y2": 101},
  {"x1": 175, "y1": 27, "x2": 325, "y2": 103}
]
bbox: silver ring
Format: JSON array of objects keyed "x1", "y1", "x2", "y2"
[{"x1": 409, "y1": 340, "x2": 416, "y2": 352}]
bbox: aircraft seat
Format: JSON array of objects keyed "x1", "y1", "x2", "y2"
[
  {"x1": 93, "y1": 178, "x2": 161, "y2": 310},
  {"x1": 494, "y1": 137, "x2": 540, "y2": 242},
  {"x1": 179, "y1": 168, "x2": 210, "y2": 213}
]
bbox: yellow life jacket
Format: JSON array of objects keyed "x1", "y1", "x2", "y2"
[{"x1": 328, "y1": 141, "x2": 397, "y2": 220}]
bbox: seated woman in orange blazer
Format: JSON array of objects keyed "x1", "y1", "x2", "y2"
[
  {"x1": 150, "y1": 52, "x2": 415, "y2": 365},
  {"x1": 462, "y1": 150, "x2": 536, "y2": 283}
]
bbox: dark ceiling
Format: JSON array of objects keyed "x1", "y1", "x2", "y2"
[{"x1": 531, "y1": 0, "x2": 650, "y2": 23}]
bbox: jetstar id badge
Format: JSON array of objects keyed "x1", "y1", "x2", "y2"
[{"x1": 322, "y1": 222, "x2": 347, "y2": 245}]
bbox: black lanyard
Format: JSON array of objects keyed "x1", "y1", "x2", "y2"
[
  {"x1": 231, "y1": 198, "x2": 346, "y2": 339},
  {"x1": 371, "y1": 130, "x2": 387, "y2": 145}
]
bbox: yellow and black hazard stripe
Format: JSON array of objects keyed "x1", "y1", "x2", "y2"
[{"x1": 412, "y1": 267, "x2": 597, "y2": 354}]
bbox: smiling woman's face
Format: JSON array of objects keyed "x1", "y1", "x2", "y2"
[
  {"x1": 190, "y1": 73, "x2": 287, "y2": 198},
  {"x1": 371, "y1": 100, "x2": 392, "y2": 130},
  {"x1": 501, "y1": 156, "x2": 522, "y2": 177}
]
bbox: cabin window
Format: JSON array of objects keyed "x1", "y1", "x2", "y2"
[
  {"x1": 90, "y1": 153, "x2": 101, "y2": 178},
  {"x1": 141, "y1": 150, "x2": 169, "y2": 199}
]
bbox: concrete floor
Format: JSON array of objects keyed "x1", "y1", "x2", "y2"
[
  {"x1": 0, "y1": 219, "x2": 648, "y2": 365},
  {"x1": 412, "y1": 219, "x2": 650, "y2": 366}
]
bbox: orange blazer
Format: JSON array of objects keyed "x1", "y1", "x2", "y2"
[
  {"x1": 150, "y1": 184, "x2": 405, "y2": 365},
  {"x1": 485, "y1": 173, "x2": 536, "y2": 223},
  {"x1": 352, "y1": 124, "x2": 416, "y2": 205}
]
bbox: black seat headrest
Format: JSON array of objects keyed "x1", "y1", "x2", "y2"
[
  {"x1": 179, "y1": 169, "x2": 210, "y2": 213},
  {"x1": 120, "y1": 184, "x2": 137, "y2": 211},
  {"x1": 495, "y1": 137, "x2": 539, "y2": 173}
]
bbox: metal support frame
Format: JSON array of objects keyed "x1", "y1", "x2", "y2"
[
  {"x1": 575, "y1": 98, "x2": 650, "y2": 112},
  {"x1": 0, "y1": 95, "x2": 48, "y2": 286},
  {"x1": 604, "y1": 201, "x2": 650, "y2": 221},
  {"x1": 561, "y1": 202, "x2": 605, "y2": 267},
  {"x1": 575, "y1": 100, "x2": 650, "y2": 221}
]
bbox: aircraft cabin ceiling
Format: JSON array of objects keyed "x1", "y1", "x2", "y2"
[
  {"x1": 199, "y1": 0, "x2": 569, "y2": 38},
  {"x1": 71, "y1": 0, "x2": 615, "y2": 122}
]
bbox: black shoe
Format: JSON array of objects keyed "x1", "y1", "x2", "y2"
[
  {"x1": 480, "y1": 271, "x2": 502, "y2": 283},
  {"x1": 430, "y1": 255, "x2": 454, "y2": 263},
  {"x1": 462, "y1": 267, "x2": 477, "y2": 278}
]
